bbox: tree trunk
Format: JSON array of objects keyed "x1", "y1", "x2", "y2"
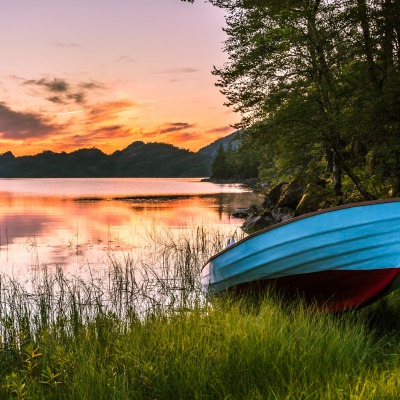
[
  {"x1": 329, "y1": 143, "x2": 376, "y2": 201},
  {"x1": 382, "y1": 0, "x2": 394, "y2": 75},
  {"x1": 332, "y1": 153, "x2": 343, "y2": 198},
  {"x1": 392, "y1": 0, "x2": 400, "y2": 70},
  {"x1": 356, "y1": 0, "x2": 380, "y2": 89},
  {"x1": 306, "y1": 1, "x2": 375, "y2": 201},
  {"x1": 325, "y1": 148, "x2": 333, "y2": 178},
  {"x1": 341, "y1": 162, "x2": 376, "y2": 200}
]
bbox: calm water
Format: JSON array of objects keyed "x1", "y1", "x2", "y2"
[{"x1": 0, "y1": 178, "x2": 262, "y2": 275}]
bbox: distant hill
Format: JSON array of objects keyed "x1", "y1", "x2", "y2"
[
  {"x1": 0, "y1": 133, "x2": 240, "y2": 178},
  {"x1": 110, "y1": 141, "x2": 211, "y2": 177},
  {"x1": 196, "y1": 131, "x2": 240, "y2": 158}
]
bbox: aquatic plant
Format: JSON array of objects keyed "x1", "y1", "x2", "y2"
[{"x1": 0, "y1": 227, "x2": 399, "y2": 399}]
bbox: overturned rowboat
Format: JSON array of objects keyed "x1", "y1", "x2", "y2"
[{"x1": 201, "y1": 198, "x2": 400, "y2": 312}]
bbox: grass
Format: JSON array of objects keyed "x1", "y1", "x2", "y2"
[{"x1": 0, "y1": 227, "x2": 400, "y2": 399}]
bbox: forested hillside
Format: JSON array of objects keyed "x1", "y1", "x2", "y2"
[{"x1": 0, "y1": 141, "x2": 213, "y2": 178}]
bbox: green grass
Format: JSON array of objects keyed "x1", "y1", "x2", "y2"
[{"x1": 1, "y1": 228, "x2": 400, "y2": 399}]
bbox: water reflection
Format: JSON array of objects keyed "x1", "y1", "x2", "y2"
[{"x1": 0, "y1": 180, "x2": 262, "y2": 275}]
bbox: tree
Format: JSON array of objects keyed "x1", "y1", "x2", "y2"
[
  {"x1": 348, "y1": 0, "x2": 400, "y2": 195},
  {"x1": 182, "y1": 0, "x2": 400, "y2": 198},
  {"x1": 211, "y1": 144, "x2": 231, "y2": 179},
  {"x1": 204, "y1": 0, "x2": 400, "y2": 199}
]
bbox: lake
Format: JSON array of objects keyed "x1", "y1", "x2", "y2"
[{"x1": 0, "y1": 178, "x2": 262, "y2": 277}]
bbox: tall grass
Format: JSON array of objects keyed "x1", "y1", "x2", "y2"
[{"x1": 0, "y1": 226, "x2": 400, "y2": 399}]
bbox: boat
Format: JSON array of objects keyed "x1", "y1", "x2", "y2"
[{"x1": 201, "y1": 198, "x2": 400, "y2": 312}]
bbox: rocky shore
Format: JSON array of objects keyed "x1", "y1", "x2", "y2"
[{"x1": 237, "y1": 174, "x2": 366, "y2": 233}]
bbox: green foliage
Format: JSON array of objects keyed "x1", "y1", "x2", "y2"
[
  {"x1": 2, "y1": 289, "x2": 400, "y2": 398},
  {"x1": 207, "y1": 0, "x2": 400, "y2": 198},
  {"x1": 211, "y1": 144, "x2": 231, "y2": 178},
  {"x1": 211, "y1": 138, "x2": 260, "y2": 180}
]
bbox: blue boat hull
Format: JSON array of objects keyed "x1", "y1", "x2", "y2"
[{"x1": 201, "y1": 199, "x2": 400, "y2": 311}]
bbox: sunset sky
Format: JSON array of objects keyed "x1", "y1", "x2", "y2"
[{"x1": 0, "y1": 0, "x2": 237, "y2": 156}]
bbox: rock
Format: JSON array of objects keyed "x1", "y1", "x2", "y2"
[
  {"x1": 241, "y1": 207, "x2": 293, "y2": 233},
  {"x1": 342, "y1": 191, "x2": 366, "y2": 205},
  {"x1": 243, "y1": 174, "x2": 332, "y2": 233},
  {"x1": 277, "y1": 178, "x2": 307, "y2": 209},
  {"x1": 232, "y1": 209, "x2": 249, "y2": 218},
  {"x1": 271, "y1": 207, "x2": 294, "y2": 223},
  {"x1": 295, "y1": 183, "x2": 334, "y2": 216},
  {"x1": 263, "y1": 182, "x2": 288, "y2": 207},
  {"x1": 259, "y1": 207, "x2": 272, "y2": 217},
  {"x1": 242, "y1": 215, "x2": 267, "y2": 232}
]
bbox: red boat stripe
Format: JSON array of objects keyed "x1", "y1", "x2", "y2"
[{"x1": 232, "y1": 268, "x2": 400, "y2": 312}]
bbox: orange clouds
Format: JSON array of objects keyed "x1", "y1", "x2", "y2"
[
  {"x1": 142, "y1": 122, "x2": 198, "y2": 145},
  {"x1": 7, "y1": 77, "x2": 127, "y2": 152},
  {"x1": 0, "y1": 94, "x2": 140, "y2": 154},
  {"x1": 87, "y1": 99, "x2": 137, "y2": 124},
  {"x1": 141, "y1": 122, "x2": 235, "y2": 151},
  {"x1": 0, "y1": 73, "x2": 235, "y2": 156}
]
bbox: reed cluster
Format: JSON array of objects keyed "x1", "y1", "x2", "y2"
[{"x1": 0, "y1": 227, "x2": 400, "y2": 399}]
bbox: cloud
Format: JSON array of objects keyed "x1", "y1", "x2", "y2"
[
  {"x1": 167, "y1": 131, "x2": 200, "y2": 141},
  {"x1": 47, "y1": 96, "x2": 65, "y2": 104},
  {"x1": 47, "y1": 92, "x2": 85, "y2": 105},
  {"x1": 20, "y1": 76, "x2": 106, "y2": 105},
  {"x1": 206, "y1": 125, "x2": 235, "y2": 135},
  {"x1": 142, "y1": 122, "x2": 201, "y2": 146},
  {"x1": 0, "y1": 102, "x2": 57, "y2": 139},
  {"x1": 57, "y1": 134, "x2": 93, "y2": 148},
  {"x1": 57, "y1": 125, "x2": 134, "y2": 150},
  {"x1": 91, "y1": 125, "x2": 132, "y2": 139},
  {"x1": 115, "y1": 55, "x2": 134, "y2": 64},
  {"x1": 66, "y1": 92, "x2": 85, "y2": 104},
  {"x1": 24, "y1": 78, "x2": 69, "y2": 92},
  {"x1": 87, "y1": 99, "x2": 136, "y2": 124},
  {"x1": 141, "y1": 123, "x2": 236, "y2": 151},
  {"x1": 78, "y1": 81, "x2": 106, "y2": 90},
  {"x1": 157, "y1": 122, "x2": 197, "y2": 135}
]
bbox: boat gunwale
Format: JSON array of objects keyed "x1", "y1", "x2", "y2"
[
  {"x1": 211, "y1": 217, "x2": 400, "y2": 276},
  {"x1": 210, "y1": 239, "x2": 400, "y2": 289},
  {"x1": 203, "y1": 197, "x2": 400, "y2": 269}
]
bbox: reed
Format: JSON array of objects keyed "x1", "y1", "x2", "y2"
[{"x1": 0, "y1": 226, "x2": 399, "y2": 399}]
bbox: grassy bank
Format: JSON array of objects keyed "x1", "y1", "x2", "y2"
[{"x1": 1, "y1": 228, "x2": 400, "y2": 399}]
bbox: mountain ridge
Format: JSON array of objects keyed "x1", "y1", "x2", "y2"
[{"x1": 0, "y1": 133, "x2": 239, "y2": 178}]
